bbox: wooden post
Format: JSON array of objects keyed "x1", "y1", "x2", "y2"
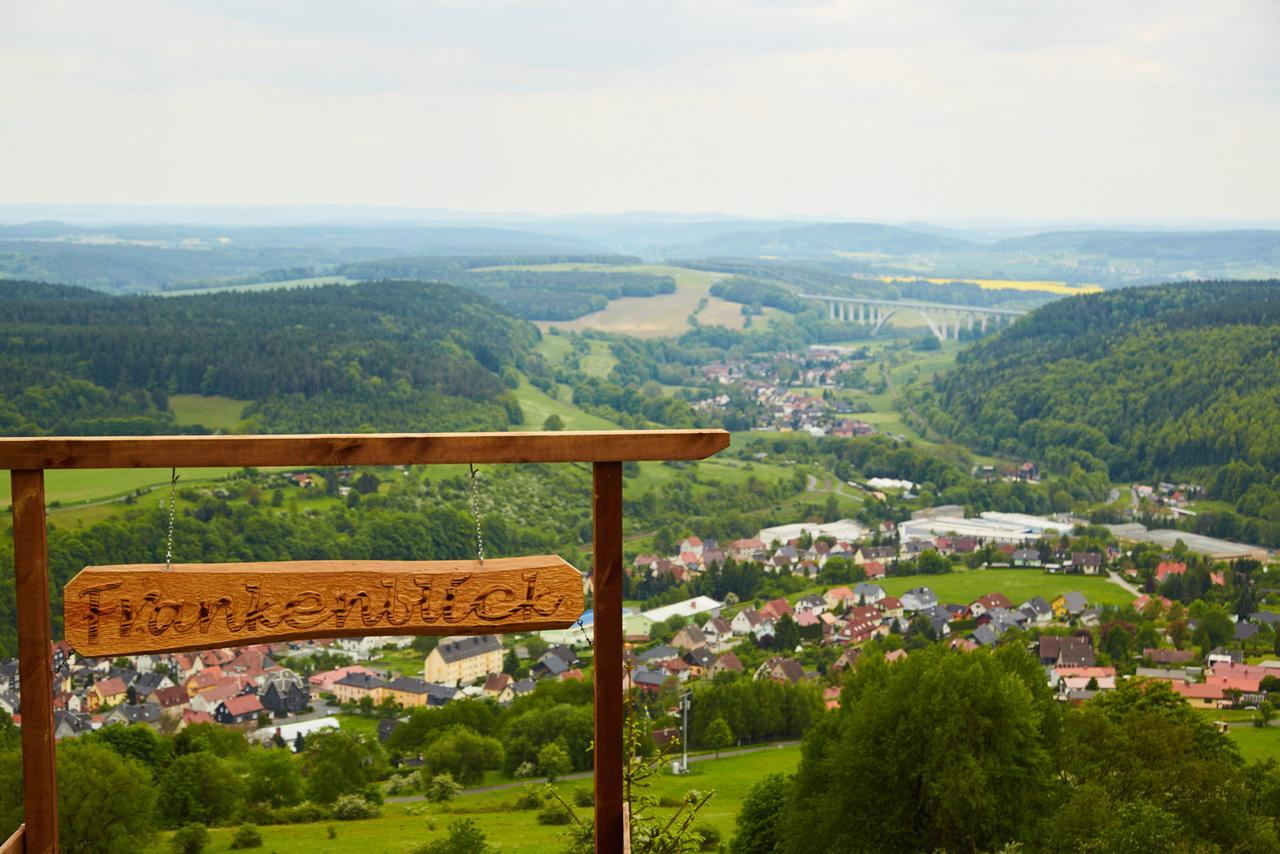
[
  {"x1": 12, "y1": 470, "x2": 58, "y2": 853},
  {"x1": 592, "y1": 462, "x2": 624, "y2": 854}
]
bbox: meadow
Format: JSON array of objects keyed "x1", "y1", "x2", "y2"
[
  {"x1": 146, "y1": 744, "x2": 802, "y2": 854},
  {"x1": 868, "y1": 273, "x2": 1102, "y2": 296},
  {"x1": 168, "y1": 394, "x2": 250, "y2": 431},
  {"x1": 1226, "y1": 725, "x2": 1280, "y2": 762},
  {"x1": 877, "y1": 568, "x2": 1136, "y2": 608}
]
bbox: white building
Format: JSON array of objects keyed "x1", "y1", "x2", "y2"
[
  {"x1": 897, "y1": 513, "x2": 1066, "y2": 545},
  {"x1": 248, "y1": 716, "x2": 340, "y2": 751},
  {"x1": 642, "y1": 596, "x2": 724, "y2": 625},
  {"x1": 758, "y1": 519, "x2": 866, "y2": 546}
]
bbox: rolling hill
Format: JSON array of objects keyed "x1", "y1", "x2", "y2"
[{"x1": 0, "y1": 279, "x2": 539, "y2": 435}]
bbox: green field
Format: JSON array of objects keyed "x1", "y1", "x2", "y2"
[
  {"x1": 511, "y1": 377, "x2": 620, "y2": 432},
  {"x1": 148, "y1": 744, "x2": 801, "y2": 853},
  {"x1": 0, "y1": 467, "x2": 241, "y2": 508},
  {"x1": 169, "y1": 394, "x2": 250, "y2": 431},
  {"x1": 1226, "y1": 725, "x2": 1280, "y2": 762},
  {"x1": 877, "y1": 568, "x2": 1136, "y2": 608}
]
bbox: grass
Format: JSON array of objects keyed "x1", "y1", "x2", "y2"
[
  {"x1": 1226, "y1": 725, "x2": 1280, "y2": 762},
  {"x1": 335, "y1": 715, "x2": 382, "y2": 738},
  {"x1": 168, "y1": 394, "x2": 250, "y2": 431},
  {"x1": 510, "y1": 377, "x2": 621, "y2": 432},
  {"x1": 877, "y1": 568, "x2": 1136, "y2": 608},
  {"x1": 0, "y1": 467, "x2": 241, "y2": 508},
  {"x1": 508, "y1": 263, "x2": 733, "y2": 338},
  {"x1": 369, "y1": 648, "x2": 425, "y2": 678},
  {"x1": 148, "y1": 744, "x2": 801, "y2": 853}
]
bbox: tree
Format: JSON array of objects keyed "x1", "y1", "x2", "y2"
[
  {"x1": 542, "y1": 414, "x2": 565, "y2": 431},
  {"x1": 158, "y1": 752, "x2": 244, "y2": 827},
  {"x1": 781, "y1": 645, "x2": 1057, "y2": 853},
  {"x1": 702, "y1": 718, "x2": 733, "y2": 759},
  {"x1": 731, "y1": 773, "x2": 791, "y2": 854},
  {"x1": 411, "y1": 818, "x2": 491, "y2": 854},
  {"x1": 424, "y1": 727, "x2": 504, "y2": 785},
  {"x1": 773, "y1": 614, "x2": 801, "y2": 651},
  {"x1": 503, "y1": 648, "x2": 521, "y2": 676},
  {"x1": 244, "y1": 747, "x2": 304, "y2": 808},
  {"x1": 424, "y1": 772, "x2": 462, "y2": 804},
  {"x1": 170, "y1": 823, "x2": 209, "y2": 854},
  {"x1": 38, "y1": 740, "x2": 159, "y2": 854},
  {"x1": 302, "y1": 731, "x2": 388, "y2": 804},
  {"x1": 537, "y1": 742, "x2": 572, "y2": 782}
]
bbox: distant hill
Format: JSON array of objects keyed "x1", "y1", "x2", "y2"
[
  {"x1": 913, "y1": 280, "x2": 1280, "y2": 542},
  {"x1": 0, "y1": 280, "x2": 537, "y2": 434},
  {"x1": 994, "y1": 229, "x2": 1280, "y2": 264},
  {"x1": 0, "y1": 224, "x2": 606, "y2": 292},
  {"x1": 677, "y1": 222, "x2": 973, "y2": 258}
]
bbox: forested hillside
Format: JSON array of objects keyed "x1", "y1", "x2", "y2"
[
  {"x1": 0, "y1": 280, "x2": 535, "y2": 435},
  {"x1": 915, "y1": 281, "x2": 1280, "y2": 537}
]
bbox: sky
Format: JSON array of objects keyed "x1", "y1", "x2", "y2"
[{"x1": 1, "y1": 0, "x2": 1278, "y2": 221}]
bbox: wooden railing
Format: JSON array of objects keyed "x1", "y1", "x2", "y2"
[{"x1": 1, "y1": 429, "x2": 730, "y2": 853}]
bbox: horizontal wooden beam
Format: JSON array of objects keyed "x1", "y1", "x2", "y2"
[
  {"x1": 0, "y1": 429, "x2": 729, "y2": 470},
  {"x1": 0, "y1": 824, "x2": 24, "y2": 854},
  {"x1": 64, "y1": 557, "x2": 585, "y2": 655}
]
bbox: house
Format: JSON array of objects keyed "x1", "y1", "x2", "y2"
[
  {"x1": 1155, "y1": 562, "x2": 1188, "y2": 583},
  {"x1": 852, "y1": 583, "x2": 886, "y2": 605},
  {"x1": 795, "y1": 594, "x2": 826, "y2": 615},
  {"x1": 638, "y1": 645, "x2": 680, "y2": 666},
  {"x1": 179, "y1": 709, "x2": 216, "y2": 730},
  {"x1": 86, "y1": 677, "x2": 129, "y2": 711},
  {"x1": 1071, "y1": 552, "x2": 1103, "y2": 575},
  {"x1": 1144, "y1": 647, "x2": 1194, "y2": 665},
  {"x1": 425, "y1": 635, "x2": 504, "y2": 685},
  {"x1": 1020, "y1": 596, "x2": 1053, "y2": 624},
  {"x1": 259, "y1": 670, "x2": 309, "y2": 718},
  {"x1": 877, "y1": 596, "x2": 904, "y2": 619},
  {"x1": 1234, "y1": 622, "x2": 1260, "y2": 643},
  {"x1": 53, "y1": 710, "x2": 94, "y2": 739},
  {"x1": 1012, "y1": 548, "x2": 1041, "y2": 567},
  {"x1": 711, "y1": 651, "x2": 744, "y2": 677},
  {"x1": 901, "y1": 587, "x2": 938, "y2": 612},
  {"x1": 671, "y1": 625, "x2": 709, "y2": 652},
  {"x1": 187, "y1": 683, "x2": 243, "y2": 716},
  {"x1": 104, "y1": 703, "x2": 163, "y2": 727},
  {"x1": 1056, "y1": 666, "x2": 1116, "y2": 692},
  {"x1": 483, "y1": 673, "x2": 514, "y2": 702},
  {"x1": 702, "y1": 617, "x2": 733, "y2": 648},
  {"x1": 863, "y1": 561, "x2": 887, "y2": 580},
  {"x1": 376, "y1": 676, "x2": 427, "y2": 708},
  {"x1": 129, "y1": 672, "x2": 173, "y2": 703},
  {"x1": 920, "y1": 606, "x2": 953, "y2": 638},
  {"x1": 855, "y1": 546, "x2": 896, "y2": 565},
  {"x1": 759, "y1": 598, "x2": 794, "y2": 621},
  {"x1": 755, "y1": 657, "x2": 805, "y2": 685},
  {"x1": 308, "y1": 665, "x2": 375, "y2": 693},
  {"x1": 832, "y1": 648, "x2": 861, "y2": 672},
  {"x1": 215, "y1": 693, "x2": 263, "y2": 725},
  {"x1": 532, "y1": 645, "x2": 578, "y2": 679},
  {"x1": 332, "y1": 672, "x2": 390, "y2": 704},
  {"x1": 1038, "y1": 635, "x2": 1095, "y2": 668},
  {"x1": 1051, "y1": 591, "x2": 1089, "y2": 619},
  {"x1": 822, "y1": 586, "x2": 855, "y2": 610},
  {"x1": 969, "y1": 592, "x2": 1013, "y2": 618},
  {"x1": 683, "y1": 646, "x2": 716, "y2": 676},
  {"x1": 153, "y1": 685, "x2": 190, "y2": 716},
  {"x1": 730, "y1": 608, "x2": 763, "y2": 636},
  {"x1": 628, "y1": 669, "x2": 668, "y2": 695}
]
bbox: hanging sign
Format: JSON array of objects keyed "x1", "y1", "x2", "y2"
[{"x1": 63, "y1": 555, "x2": 585, "y2": 656}]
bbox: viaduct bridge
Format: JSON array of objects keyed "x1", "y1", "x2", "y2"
[{"x1": 800, "y1": 294, "x2": 1028, "y2": 341}]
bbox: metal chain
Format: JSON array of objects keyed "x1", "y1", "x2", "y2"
[
  {"x1": 164, "y1": 467, "x2": 180, "y2": 570},
  {"x1": 467, "y1": 463, "x2": 485, "y2": 563}
]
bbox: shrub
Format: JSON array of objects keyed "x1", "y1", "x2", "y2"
[
  {"x1": 537, "y1": 802, "x2": 572, "y2": 825},
  {"x1": 170, "y1": 824, "x2": 209, "y2": 854},
  {"x1": 326, "y1": 825, "x2": 336, "y2": 839},
  {"x1": 410, "y1": 818, "x2": 491, "y2": 854},
  {"x1": 514, "y1": 784, "x2": 544, "y2": 810},
  {"x1": 424, "y1": 772, "x2": 462, "y2": 804},
  {"x1": 693, "y1": 822, "x2": 721, "y2": 850},
  {"x1": 332, "y1": 794, "x2": 381, "y2": 821},
  {"x1": 513, "y1": 761, "x2": 536, "y2": 779},
  {"x1": 573, "y1": 788, "x2": 594, "y2": 807},
  {"x1": 229, "y1": 824, "x2": 263, "y2": 849}
]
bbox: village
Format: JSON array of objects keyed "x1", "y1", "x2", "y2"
[{"x1": 12, "y1": 505, "x2": 1276, "y2": 754}]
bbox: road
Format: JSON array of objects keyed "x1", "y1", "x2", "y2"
[
  {"x1": 1106, "y1": 570, "x2": 1143, "y2": 598},
  {"x1": 386, "y1": 740, "x2": 800, "y2": 803}
]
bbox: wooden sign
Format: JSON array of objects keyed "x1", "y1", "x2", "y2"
[{"x1": 63, "y1": 555, "x2": 585, "y2": 656}]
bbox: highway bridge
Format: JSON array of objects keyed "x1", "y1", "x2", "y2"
[{"x1": 800, "y1": 294, "x2": 1028, "y2": 341}]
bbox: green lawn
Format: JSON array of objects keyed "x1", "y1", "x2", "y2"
[
  {"x1": 168, "y1": 394, "x2": 250, "y2": 431},
  {"x1": 1227, "y1": 725, "x2": 1280, "y2": 762},
  {"x1": 0, "y1": 467, "x2": 240, "y2": 507},
  {"x1": 369, "y1": 648, "x2": 425, "y2": 678},
  {"x1": 878, "y1": 568, "x2": 1136, "y2": 608},
  {"x1": 148, "y1": 745, "x2": 801, "y2": 853},
  {"x1": 511, "y1": 377, "x2": 620, "y2": 432}
]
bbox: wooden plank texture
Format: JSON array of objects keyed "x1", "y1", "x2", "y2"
[
  {"x1": 0, "y1": 824, "x2": 24, "y2": 854},
  {"x1": 64, "y1": 557, "x2": 584, "y2": 656},
  {"x1": 13, "y1": 471, "x2": 58, "y2": 854},
  {"x1": 0, "y1": 429, "x2": 729, "y2": 470},
  {"x1": 593, "y1": 461, "x2": 625, "y2": 854}
]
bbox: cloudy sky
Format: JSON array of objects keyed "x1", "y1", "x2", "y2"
[{"x1": 2, "y1": 0, "x2": 1278, "y2": 221}]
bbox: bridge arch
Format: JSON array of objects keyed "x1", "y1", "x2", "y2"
[{"x1": 872, "y1": 307, "x2": 944, "y2": 341}]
